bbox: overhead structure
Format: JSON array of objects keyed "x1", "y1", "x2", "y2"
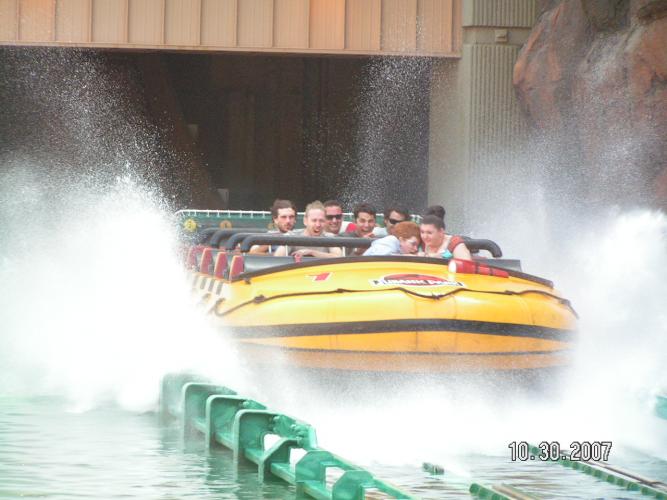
[{"x1": 0, "y1": 0, "x2": 461, "y2": 57}]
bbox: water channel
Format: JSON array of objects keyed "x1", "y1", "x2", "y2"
[{"x1": 1, "y1": 48, "x2": 666, "y2": 499}]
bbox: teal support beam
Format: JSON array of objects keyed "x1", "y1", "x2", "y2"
[
  {"x1": 206, "y1": 394, "x2": 266, "y2": 448},
  {"x1": 527, "y1": 444, "x2": 667, "y2": 500},
  {"x1": 656, "y1": 394, "x2": 667, "y2": 420},
  {"x1": 182, "y1": 382, "x2": 236, "y2": 436},
  {"x1": 469, "y1": 482, "x2": 512, "y2": 499},
  {"x1": 160, "y1": 372, "x2": 202, "y2": 418},
  {"x1": 161, "y1": 373, "x2": 414, "y2": 499}
]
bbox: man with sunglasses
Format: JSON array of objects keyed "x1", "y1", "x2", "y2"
[
  {"x1": 323, "y1": 200, "x2": 346, "y2": 235},
  {"x1": 377, "y1": 206, "x2": 410, "y2": 237}
]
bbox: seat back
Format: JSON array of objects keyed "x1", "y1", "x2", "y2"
[
  {"x1": 242, "y1": 255, "x2": 296, "y2": 274},
  {"x1": 185, "y1": 245, "x2": 208, "y2": 270}
]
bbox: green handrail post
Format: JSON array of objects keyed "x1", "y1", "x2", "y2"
[
  {"x1": 160, "y1": 373, "x2": 415, "y2": 498},
  {"x1": 182, "y1": 382, "x2": 236, "y2": 437},
  {"x1": 260, "y1": 437, "x2": 299, "y2": 483},
  {"x1": 160, "y1": 372, "x2": 202, "y2": 418},
  {"x1": 295, "y1": 449, "x2": 338, "y2": 499},
  {"x1": 528, "y1": 443, "x2": 667, "y2": 499},
  {"x1": 206, "y1": 394, "x2": 266, "y2": 448},
  {"x1": 656, "y1": 394, "x2": 667, "y2": 420},
  {"x1": 232, "y1": 410, "x2": 317, "y2": 467},
  {"x1": 272, "y1": 413, "x2": 318, "y2": 450},
  {"x1": 331, "y1": 470, "x2": 374, "y2": 500},
  {"x1": 469, "y1": 482, "x2": 512, "y2": 500}
]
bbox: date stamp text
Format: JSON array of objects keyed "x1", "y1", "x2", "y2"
[{"x1": 508, "y1": 441, "x2": 612, "y2": 462}]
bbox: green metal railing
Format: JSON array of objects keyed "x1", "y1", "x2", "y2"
[
  {"x1": 175, "y1": 208, "x2": 422, "y2": 234},
  {"x1": 160, "y1": 373, "x2": 414, "y2": 500},
  {"x1": 656, "y1": 394, "x2": 667, "y2": 420},
  {"x1": 527, "y1": 444, "x2": 667, "y2": 500}
]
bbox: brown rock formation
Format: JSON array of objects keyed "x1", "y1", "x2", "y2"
[{"x1": 514, "y1": 0, "x2": 667, "y2": 209}]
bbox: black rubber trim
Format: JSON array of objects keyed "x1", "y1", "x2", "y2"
[
  {"x1": 241, "y1": 345, "x2": 572, "y2": 356},
  {"x1": 225, "y1": 318, "x2": 575, "y2": 342},
  {"x1": 231, "y1": 255, "x2": 554, "y2": 288}
]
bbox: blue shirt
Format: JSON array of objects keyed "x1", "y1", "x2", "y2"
[{"x1": 363, "y1": 235, "x2": 400, "y2": 256}]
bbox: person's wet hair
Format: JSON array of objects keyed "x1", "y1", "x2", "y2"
[
  {"x1": 421, "y1": 214, "x2": 445, "y2": 230},
  {"x1": 270, "y1": 199, "x2": 296, "y2": 218},
  {"x1": 424, "y1": 205, "x2": 446, "y2": 220},
  {"x1": 353, "y1": 203, "x2": 377, "y2": 218},
  {"x1": 383, "y1": 206, "x2": 410, "y2": 221},
  {"x1": 324, "y1": 199, "x2": 343, "y2": 209},
  {"x1": 393, "y1": 221, "x2": 421, "y2": 242},
  {"x1": 304, "y1": 200, "x2": 325, "y2": 217}
]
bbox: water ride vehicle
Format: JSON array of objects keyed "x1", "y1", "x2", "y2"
[{"x1": 180, "y1": 210, "x2": 577, "y2": 376}]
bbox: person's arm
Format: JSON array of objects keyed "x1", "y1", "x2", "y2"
[
  {"x1": 452, "y1": 242, "x2": 472, "y2": 260},
  {"x1": 328, "y1": 246, "x2": 343, "y2": 257},
  {"x1": 248, "y1": 244, "x2": 269, "y2": 255},
  {"x1": 292, "y1": 248, "x2": 341, "y2": 258},
  {"x1": 273, "y1": 245, "x2": 289, "y2": 257}
]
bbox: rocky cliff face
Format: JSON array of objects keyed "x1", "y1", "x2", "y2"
[{"x1": 513, "y1": 0, "x2": 667, "y2": 209}]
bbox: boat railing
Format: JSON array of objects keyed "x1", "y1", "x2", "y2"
[
  {"x1": 224, "y1": 231, "x2": 277, "y2": 251},
  {"x1": 239, "y1": 235, "x2": 371, "y2": 253},
  {"x1": 235, "y1": 234, "x2": 504, "y2": 257}
]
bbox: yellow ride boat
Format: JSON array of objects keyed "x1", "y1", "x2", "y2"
[{"x1": 186, "y1": 231, "x2": 577, "y2": 376}]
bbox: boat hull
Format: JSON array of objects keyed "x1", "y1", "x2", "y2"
[{"x1": 192, "y1": 256, "x2": 577, "y2": 375}]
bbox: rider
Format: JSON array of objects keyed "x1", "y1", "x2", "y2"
[
  {"x1": 249, "y1": 199, "x2": 296, "y2": 254},
  {"x1": 363, "y1": 221, "x2": 421, "y2": 256},
  {"x1": 419, "y1": 215, "x2": 471, "y2": 260},
  {"x1": 274, "y1": 201, "x2": 342, "y2": 258}
]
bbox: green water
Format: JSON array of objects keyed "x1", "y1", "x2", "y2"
[
  {"x1": 2, "y1": 396, "x2": 666, "y2": 499},
  {"x1": 0, "y1": 397, "x2": 294, "y2": 499}
]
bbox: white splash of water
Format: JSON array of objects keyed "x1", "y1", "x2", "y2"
[{"x1": 0, "y1": 169, "x2": 245, "y2": 412}]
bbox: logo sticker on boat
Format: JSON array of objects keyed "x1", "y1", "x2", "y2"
[
  {"x1": 307, "y1": 272, "x2": 332, "y2": 282},
  {"x1": 370, "y1": 274, "x2": 464, "y2": 287}
]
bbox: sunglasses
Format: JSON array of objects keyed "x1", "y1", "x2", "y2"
[
  {"x1": 388, "y1": 218, "x2": 406, "y2": 225},
  {"x1": 325, "y1": 214, "x2": 343, "y2": 220}
]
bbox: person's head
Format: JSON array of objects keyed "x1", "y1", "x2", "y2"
[
  {"x1": 393, "y1": 221, "x2": 421, "y2": 254},
  {"x1": 383, "y1": 206, "x2": 410, "y2": 236},
  {"x1": 323, "y1": 200, "x2": 344, "y2": 234},
  {"x1": 303, "y1": 200, "x2": 326, "y2": 236},
  {"x1": 420, "y1": 215, "x2": 446, "y2": 249},
  {"x1": 353, "y1": 203, "x2": 377, "y2": 236},
  {"x1": 424, "y1": 205, "x2": 446, "y2": 220},
  {"x1": 270, "y1": 199, "x2": 296, "y2": 233}
]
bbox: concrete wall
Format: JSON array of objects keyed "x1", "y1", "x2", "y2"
[
  {"x1": 428, "y1": 0, "x2": 535, "y2": 231},
  {"x1": 0, "y1": 0, "x2": 462, "y2": 57}
]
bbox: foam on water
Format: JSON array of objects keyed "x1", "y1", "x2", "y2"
[
  {"x1": 0, "y1": 168, "x2": 248, "y2": 412},
  {"x1": 0, "y1": 48, "x2": 252, "y2": 412}
]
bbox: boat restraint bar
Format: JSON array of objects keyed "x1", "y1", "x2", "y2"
[
  {"x1": 209, "y1": 228, "x2": 268, "y2": 247},
  {"x1": 160, "y1": 373, "x2": 414, "y2": 500},
  {"x1": 225, "y1": 232, "x2": 279, "y2": 250},
  {"x1": 239, "y1": 235, "x2": 371, "y2": 253},
  {"x1": 235, "y1": 234, "x2": 504, "y2": 257}
]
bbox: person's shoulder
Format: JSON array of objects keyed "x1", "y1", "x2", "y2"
[
  {"x1": 322, "y1": 232, "x2": 336, "y2": 238},
  {"x1": 447, "y1": 235, "x2": 466, "y2": 250},
  {"x1": 373, "y1": 227, "x2": 387, "y2": 237},
  {"x1": 375, "y1": 234, "x2": 398, "y2": 246}
]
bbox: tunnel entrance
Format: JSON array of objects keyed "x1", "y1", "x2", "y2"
[
  {"x1": 161, "y1": 52, "x2": 432, "y2": 212},
  {"x1": 0, "y1": 48, "x2": 432, "y2": 213}
]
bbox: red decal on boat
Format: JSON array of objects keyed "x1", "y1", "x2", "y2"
[
  {"x1": 370, "y1": 274, "x2": 463, "y2": 287},
  {"x1": 307, "y1": 272, "x2": 332, "y2": 282}
]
